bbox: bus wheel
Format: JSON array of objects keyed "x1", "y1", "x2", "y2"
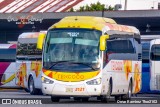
[
  {"x1": 29, "y1": 76, "x2": 38, "y2": 95},
  {"x1": 24, "y1": 88, "x2": 29, "y2": 92},
  {"x1": 101, "y1": 82, "x2": 112, "y2": 103},
  {"x1": 115, "y1": 95, "x2": 122, "y2": 101},
  {"x1": 122, "y1": 81, "x2": 132, "y2": 100},
  {"x1": 51, "y1": 96, "x2": 60, "y2": 102},
  {"x1": 37, "y1": 89, "x2": 43, "y2": 95}
]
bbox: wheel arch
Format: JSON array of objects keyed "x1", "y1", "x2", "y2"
[{"x1": 129, "y1": 77, "x2": 133, "y2": 92}]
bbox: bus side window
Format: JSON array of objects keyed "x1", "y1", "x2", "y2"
[
  {"x1": 103, "y1": 38, "x2": 135, "y2": 65},
  {"x1": 17, "y1": 41, "x2": 42, "y2": 61},
  {"x1": 150, "y1": 46, "x2": 155, "y2": 60},
  {"x1": 150, "y1": 52, "x2": 154, "y2": 60},
  {"x1": 106, "y1": 39, "x2": 135, "y2": 54},
  {"x1": 150, "y1": 45, "x2": 160, "y2": 61},
  {"x1": 0, "y1": 49, "x2": 16, "y2": 62}
]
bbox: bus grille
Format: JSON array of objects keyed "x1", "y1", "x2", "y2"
[
  {"x1": 0, "y1": 74, "x2": 5, "y2": 82},
  {"x1": 156, "y1": 75, "x2": 160, "y2": 90}
]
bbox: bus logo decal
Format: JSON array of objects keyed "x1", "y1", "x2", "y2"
[
  {"x1": 16, "y1": 63, "x2": 27, "y2": 87},
  {"x1": 42, "y1": 69, "x2": 100, "y2": 82},
  {"x1": 134, "y1": 63, "x2": 141, "y2": 93},
  {"x1": 31, "y1": 61, "x2": 42, "y2": 77},
  {"x1": 111, "y1": 61, "x2": 123, "y2": 71},
  {"x1": 124, "y1": 60, "x2": 132, "y2": 80}
]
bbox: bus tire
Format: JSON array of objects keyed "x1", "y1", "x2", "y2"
[
  {"x1": 37, "y1": 89, "x2": 43, "y2": 95},
  {"x1": 28, "y1": 76, "x2": 38, "y2": 95},
  {"x1": 51, "y1": 96, "x2": 60, "y2": 102},
  {"x1": 101, "y1": 81, "x2": 112, "y2": 103},
  {"x1": 115, "y1": 95, "x2": 122, "y2": 101},
  {"x1": 24, "y1": 88, "x2": 30, "y2": 92},
  {"x1": 122, "y1": 81, "x2": 132, "y2": 100}
]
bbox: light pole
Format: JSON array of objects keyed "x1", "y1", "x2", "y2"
[
  {"x1": 151, "y1": 1, "x2": 157, "y2": 9},
  {"x1": 102, "y1": 9, "x2": 104, "y2": 17},
  {"x1": 102, "y1": 5, "x2": 108, "y2": 17},
  {"x1": 124, "y1": 0, "x2": 128, "y2": 10},
  {"x1": 32, "y1": 25, "x2": 36, "y2": 32}
]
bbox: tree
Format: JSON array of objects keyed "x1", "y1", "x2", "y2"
[
  {"x1": 69, "y1": 8, "x2": 74, "y2": 12},
  {"x1": 108, "y1": 5, "x2": 114, "y2": 11},
  {"x1": 73, "y1": 2, "x2": 114, "y2": 12}
]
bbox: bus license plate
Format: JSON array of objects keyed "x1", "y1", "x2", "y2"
[{"x1": 66, "y1": 88, "x2": 73, "y2": 92}]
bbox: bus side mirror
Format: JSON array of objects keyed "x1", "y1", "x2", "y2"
[
  {"x1": 100, "y1": 35, "x2": 109, "y2": 51},
  {"x1": 37, "y1": 33, "x2": 46, "y2": 50}
]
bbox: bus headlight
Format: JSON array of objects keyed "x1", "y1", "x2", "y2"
[
  {"x1": 86, "y1": 78, "x2": 101, "y2": 85},
  {"x1": 42, "y1": 76, "x2": 54, "y2": 84}
]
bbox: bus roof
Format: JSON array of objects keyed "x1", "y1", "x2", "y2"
[
  {"x1": 18, "y1": 32, "x2": 42, "y2": 43},
  {"x1": 151, "y1": 39, "x2": 160, "y2": 45},
  {"x1": 141, "y1": 35, "x2": 160, "y2": 40},
  {"x1": 18, "y1": 32, "x2": 40, "y2": 39},
  {"x1": 0, "y1": 44, "x2": 16, "y2": 49},
  {"x1": 50, "y1": 16, "x2": 140, "y2": 36}
]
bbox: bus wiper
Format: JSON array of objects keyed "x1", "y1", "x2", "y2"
[
  {"x1": 71, "y1": 62, "x2": 97, "y2": 71},
  {"x1": 48, "y1": 60, "x2": 74, "y2": 69}
]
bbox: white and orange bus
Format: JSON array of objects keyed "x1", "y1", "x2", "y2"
[
  {"x1": 0, "y1": 44, "x2": 17, "y2": 88},
  {"x1": 37, "y1": 16, "x2": 142, "y2": 102},
  {"x1": 15, "y1": 32, "x2": 42, "y2": 95}
]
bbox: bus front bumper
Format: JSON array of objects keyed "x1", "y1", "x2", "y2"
[{"x1": 42, "y1": 83, "x2": 102, "y2": 96}]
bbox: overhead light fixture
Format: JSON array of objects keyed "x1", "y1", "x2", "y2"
[
  {"x1": 146, "y1": 24, "x2": 151, "y2": 32},
  {"x1": 32, "y1": 25, "x2": 36, "y2": 32}
]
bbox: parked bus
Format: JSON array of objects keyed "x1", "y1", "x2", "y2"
[
  {"x1": 0, "y1": 44, "x2": 17, "y2": 88},
  {"x1": 37, "y1": 16, "x2": 142, "y2": 102},
  {"x1": 15, "y1": 32, "x2": 42, "y2": 95},
  {"x1": 150, "y1": 39, "x2": 160, "y2": 91},
  {"x1": 140, "y1": 35, "x2": 160, "y2": 93}
]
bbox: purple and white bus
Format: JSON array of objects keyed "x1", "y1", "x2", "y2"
[{"x1": 0, "y1": 44, "x2": 17, "y2": 88}]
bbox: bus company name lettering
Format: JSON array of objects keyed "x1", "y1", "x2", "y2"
[
  {"x1": 57, "y1": 74, "x2": 84, "y2": 80},
  {"x1": 111, "y1": 61, "x2": 123, "y2": 71}
]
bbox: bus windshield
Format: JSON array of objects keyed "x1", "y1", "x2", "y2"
[
  {"x1": 43, "y1": 29, "x2": 101, "y2": 72},
  {"x1": 16, "y1": 38, "x2": 42, "y2": 60},
  {"x1": 150, "y1": 44, "x2": 160, "y2": 61}
]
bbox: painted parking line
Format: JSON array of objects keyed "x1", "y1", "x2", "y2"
[{"x1": 0, "y1": 88, "x2": 21, "y2": 91}]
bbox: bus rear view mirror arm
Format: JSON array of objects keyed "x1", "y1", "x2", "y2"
[
  {"x1": 37, "y1": 33, "x2": 46, "y2": 50},
  {"x1": 100, "y1": 35, "x2": 109, "y2": 51}
]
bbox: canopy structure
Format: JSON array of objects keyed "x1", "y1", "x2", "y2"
[
  {"x1": 0, "y1": 0, "x2": 84, "y2": 13},
  {"x1": 0, "y1": 10, "x2": 160, "y2": 43}
]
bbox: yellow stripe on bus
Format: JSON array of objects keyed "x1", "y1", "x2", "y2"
[
  {"x1": 2, "y1": 74, "x2": 15, "y2": 84},
  {"x1": 43, "y1": 69, "x2": 100, "y2": 82}
]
